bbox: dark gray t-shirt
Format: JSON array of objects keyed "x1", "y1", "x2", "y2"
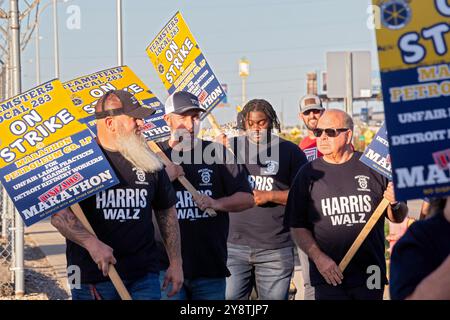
[
  {"x1": 284, "y1": 152, "x2": 389, "y2": 287},
  {"x1": 228, "y1": 135, "x2": 307, "y2": 249},
  {"x1": 67, "y1": 149, "x2": 177, "y2": 284},
  {"x1": 157, "y1": 139, "x2": 253, "y2": 279}
]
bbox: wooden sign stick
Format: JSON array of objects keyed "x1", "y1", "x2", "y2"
[
  {"x1": 339, "y1": 197, "x2": 390, "y2": 272},
  {"x1": 147, "y1": 141, "x2": 217, "y2": 217},
  {"x1": 206, "y1": 113, "x2": 235, "y2": 155},
  {"x1": 207, "y1": 113, "x2": 222, "y2": 137},
  {"x1": 70, "y1": 203, "x2": 132, "y2": 300}
]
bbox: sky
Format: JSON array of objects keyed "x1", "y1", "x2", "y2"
[{"x1": 15, "y1": 0, "x2": 380, "y2": 126}]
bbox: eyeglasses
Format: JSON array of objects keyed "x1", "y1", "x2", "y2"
[
  {"x1": 313, "y1": 128, "x2": 349, "y2": 138},
  {"x1": 302, "y1": 109, "x2": 322, "y2": 116}
]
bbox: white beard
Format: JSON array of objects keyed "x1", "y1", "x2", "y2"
[{"x1": 116, "y1": 128, "x2": 163, "y2": 173}]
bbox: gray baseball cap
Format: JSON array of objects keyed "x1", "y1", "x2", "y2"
[
  {"x1": 165, "y1": 91, "x2": 206, "y2": 115},
  {"x1": 299, "y1": 94, "x2": 324, "y2": 113}
]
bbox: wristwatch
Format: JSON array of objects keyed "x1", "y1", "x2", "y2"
[{"x1": 390, "y1": 202, "x2": 401, "y2": 210}]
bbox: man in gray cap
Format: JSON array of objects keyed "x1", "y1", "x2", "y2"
[
  {"x1": 298, "y1": 94, "x2": 325, "y2": 162},
  {"x1": 295, "y1": 94, "x2": 325, "y2": 300},
  {"x1": 51, "y1": 90, "x2": 183, "y2": 300},
  {"x1": 156, "y1": 90, "x2": 254, "y2": 300}
]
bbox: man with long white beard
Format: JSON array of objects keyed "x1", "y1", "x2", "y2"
[{"x1": 51, "y1": 90, "x2": 183, "y2": 300}]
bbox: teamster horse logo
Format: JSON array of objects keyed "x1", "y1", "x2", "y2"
[
  {"x1": 355, "y1": 175, "x2": 371, "y2": 192},
  {"x1": 133, "y1": 167, "x2": 147, "y2": 184},
  {"x1": 262, "y1": 160, "x2": 279, "y2": 175},
  {"x1": 198, "y1": 168, "x2": 213, "y2": 186}
]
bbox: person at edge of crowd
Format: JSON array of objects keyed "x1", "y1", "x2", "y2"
[
  {"x1": 296, "y1": 93, "x2": 326, "y2": 300},
  {"x1": 51, "y1": 90, "x2": 183, "y2": 300},
  {"x1": 156, "y1": 90, "x2": 254, "y2": 300},
  {"x1": 284, "y1": 109, "x2": 408, "y2": 300},
  {"x1": 419, "y1": 199, "x2": 431, "y2": 220},
  {"x1": 223, "y1": 99, "x2": 308, "y2": 300},
  {"x1": 390, "y1": 196, "x2": 450, "y2": 300},
  {"x1": 298, "y1": 94, "x2": 325, "y2": 162},
  {"x1": 387, "y1": 198, "x2": 430, "y2": 253}
]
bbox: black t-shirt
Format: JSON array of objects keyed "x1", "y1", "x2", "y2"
[
  {"x1": 390, "y1": 212, "x2": 450, "y2": 300},
  {"x1": 66, "y1": 149, "x2": 177, "y2": 284},
  {"x1": 157, "y1": 139, "x2": 253, "y2": 279},
  {"x1": 228, "y1": 135, "x2": 307, "y2": 249},
  {"x1": 284, "y1": 152, "x2": 389, "y2": 287}
]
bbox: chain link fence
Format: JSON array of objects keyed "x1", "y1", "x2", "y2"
[
  {"x1": 0, "y1": 0, "x2": 41, "y2": 298},
  {"x1": 0, "y1": 185, "x2": 15, "y2": 297}
]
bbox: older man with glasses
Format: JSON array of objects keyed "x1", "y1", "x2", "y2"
[{"x1": 285, "y1": 109, "x2": 408, "y2": 300}]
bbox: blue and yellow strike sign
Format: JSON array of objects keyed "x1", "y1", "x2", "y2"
[
  {"x1": 360, "y1": 124, "x2": 392, "y2": 180},
  {"x1": 63, "y1": 65, "x2": 170, "y2": 141},
  {"x1": 0, "y1": 79, "x2": 119, "y2": 226},
  {"x1": 146, "y1": 11, "x2": 226, "y2": 117},
  {"x1": 0, "y1": 79, "x2": 86, "y2": 168},
  {"x1": 373, "y1": 0, "x2": 450, "y2": 201}
]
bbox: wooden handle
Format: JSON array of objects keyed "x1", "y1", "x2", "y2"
[
  {"x1": 147, "y1": 141, "x2": 217, "y2": 217},
  {"x1": 338, "y1": 197, "x2": 390, "y2": 272},
  {"x1": 207, "y1": 113, "x2": 222, "y2": 136},
  {"x1": 178, "y1": 176, "x2": 217, "y2": 217},
  {"x1": 206, "y1": 114, "x2": 234, "y2": 154},
  {"x1": 70, "y1": 203, "x2": 132, "y2": 300}
]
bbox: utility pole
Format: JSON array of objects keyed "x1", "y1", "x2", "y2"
[
  {"x1": 9, "y1": 0, "x2": 24, "y2": 297},
  {"x1": 117, "y1": 0, "x2": 123, "y2": 65},
  {"x1": 35, "y1": 20, "x2": 39, "y2": 84},
  {"x1": 53, "y1": 0, "x2": 59, "y2": 78},
  {"x1": 345, "y1": 52, "x2": 354, "y2": 116}
]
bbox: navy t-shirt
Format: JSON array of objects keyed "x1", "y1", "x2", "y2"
[
  {"x1": 228, "y1": 135, "x2": 307, "y2": 249},
  {"x1": 66, "y1": 149, "x2": 177, "y2": 284},
  {"x1": 284, "y1": 152, "x2": 389, "y2": 287},
  {"x1": 390, "y1": 212, "x2": 450, "y2": 300},
  {"x1": 157, "y1": 139, "x2": 253, "y2": 279}
]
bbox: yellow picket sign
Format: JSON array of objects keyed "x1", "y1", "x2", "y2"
[
  {"x1": 62, "y1": 65, "x2": 163, "y2": 118},
  {"x1": 146, "y1": 12, "x2": 202, "y2": 91},
  {"x1": 374, "y1": 0, "x2": 450, "y2": 72},
  {"x1": 0, "y1": 79, "x2": 87, "y2": 169}
]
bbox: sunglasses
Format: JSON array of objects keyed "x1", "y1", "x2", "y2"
[
  {"x1": 303, "y1": 109, "x2": 322, "y2": 116},
  {"x1": 313, "y1": 128, "x2": 349, "y2": 138}
]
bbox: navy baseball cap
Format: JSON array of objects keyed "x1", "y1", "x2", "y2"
[
  {"x1": 95, "y1": 90, "x2": 156, "y2": 119},
  {"x1": 164, "y1": 91, "x2": 206, "y2": 115}
]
